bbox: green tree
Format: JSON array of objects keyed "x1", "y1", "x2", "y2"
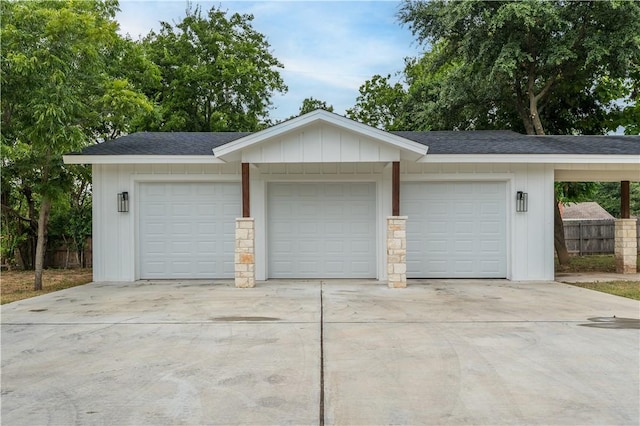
[
  {"x1": 399, "y1": 0, "x2": 640, "y2": 136},
  {"x1": 398, "y1": 0, "x2": 640, "y2": 264},
  {"x1": 48, "y1": 166, "x2": 93, "y2": 268},
  {"x1": 1, "y1": 0, "x2": 154, "y2": 289},
  {"x1": 346, "y1": 74, "x2": 406, "y2": 130},
  {"x1": 298, "y1": 97, "x2": 334, "y2": 115},
  {"x1": 592, "y1": 182, "x2": 640, "y2": 218},
  {"x1": 142, "y1": 5, "x2": 287, "y2": 132}
]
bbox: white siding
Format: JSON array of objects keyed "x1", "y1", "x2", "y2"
[
  {"x1": 510, "y1": 164, "x2": 555, "y2": 281},
  {"x1": 400, "y1": 161, "x2": 555, "y2": 281},
  {"x1": 242, "y1": 123, "x2": 401, "y2": 163},
  {"x1": 91, "y1": 164, "x2": 241, "y2": 282},
  {"x1": 92, "y1": 160, "x2": 555, "y2": 282}
]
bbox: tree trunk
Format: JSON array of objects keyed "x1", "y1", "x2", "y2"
[
  {"x1": 34, "y1": 196, "x2": 52, "y2": 291},
  {"x1": 514, "y1": 89, "x2": 535, "y2": 135},
  {"x1": 554, "y1": 200, "x2": 570, "y2": 266},
  {"x1": 529, "y1": 91, "x2": 546, "y2": 136},
  {"x1": 525, "y1": 78, "x2": 569, "y2": 265}
]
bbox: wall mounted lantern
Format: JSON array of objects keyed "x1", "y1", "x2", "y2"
[
  {"x1": 516, "y1": 191, "x2": 528, "y2": 213},
  {"x1": 117, "y1": 192, "x2": 129, "y2": 213}
]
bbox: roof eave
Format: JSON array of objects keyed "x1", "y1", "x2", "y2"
[{"x1": 417, "y1": 154, "x2": 640, "y2": 164}]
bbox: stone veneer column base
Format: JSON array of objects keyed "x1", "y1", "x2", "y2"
[
  {"x1": 615, "y1": 219, "x2": 637, "y2": 274},
  {"x1": 387, "y1": 216, "x2": 407, "y2": 288},
  {"x1": 235, "y1": 218, "x2": 255, "y2": 288}
]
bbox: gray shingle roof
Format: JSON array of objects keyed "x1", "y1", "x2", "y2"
[
  {"x1": 561, "y1": 202, "x2": 615, "y2": 221},
  {"x1": 391, "y1": 131, "x2": 640, "y2": 155},
  {"x1": 69, "y1": 130, "x2": 640, "y2": 156},
  {"x1": 71, "y1": 132, "x2": 250, "y2": 156}
]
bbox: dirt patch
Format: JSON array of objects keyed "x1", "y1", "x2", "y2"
[{"x1": 1, "y1": 269, "x2": 92, "y2": 305}]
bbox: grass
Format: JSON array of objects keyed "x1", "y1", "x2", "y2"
[
  {"x1": 555, "y1": 254, "x2": 640, "y2": 273},
  {"x1": 1, "y1": 269, "x2": 92, "y2": 305},
  {"x1": 555, "y1": 255, "x2": 640, "y2": 300},
  {"x1": 567, "y1": 281, "x2": 640, "y2": 301}
]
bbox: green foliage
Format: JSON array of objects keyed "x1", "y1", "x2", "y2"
[
  {"x1": 48, "y1": 166, "x2": 92, "y2": 266},
  {"x1": 298, "y1": 97, "x2": 334, "y2": 115},
  {"x1": 555, "y1": 182, "x2": 597, "y2": 204},
  {"x1": 346, "y1": 74, "x2": 407, "y2": 130},
  {"x1": 1, "y1": 0, "x2": 155, "y2": 273},
  {"x1": 395, "y1": 0, "x2": 640, "y2": 134},
  {"x1": 142, "y1": 5, "x2": 287, "y2": 132},
  {"x1": 591, "y1": 182, "x2": 640, "y2": 218}
]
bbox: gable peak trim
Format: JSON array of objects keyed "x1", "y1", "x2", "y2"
[{"x1": 212, "y1": 109, "x2": 428, "y2": 160}]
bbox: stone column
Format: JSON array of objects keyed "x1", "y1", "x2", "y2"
[
  {"x1": 615, "y1": 219, "x2": 637, "y2": 274},
  {"x1": 387, "y1": 216, "x2": 407, "y2": 288},
  {"x1": 235, "y1": 218, "x2": 255, "y2": 288}
]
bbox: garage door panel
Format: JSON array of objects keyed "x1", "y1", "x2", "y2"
[
  {"x1": 299, "y1": 261, "x2": 319, "y2": 273},
  {"x1": 481, "y1": 260, "x2": 500, "y2": 272},
  {"x1": 351, "y1": 241, "x2": 370, "y2": 254},
  {"x1": 268, "y1": 183, "x2": 376, "y2": 278},
  {"x1": 326, "y1": 241, "x2": 344, "y2": 252},
  {"x1": 455, "y1": 260, "x2": 473, "y2": 272},
  {"x1": 139, "y1": 182, "x2": 240, "y2": 279},
  {"x1": 197, "y1": 223, "x2": 216, "y2": 235},
  {"x1": 402, "y1": 182, "x2": 506, "y2": 278}
]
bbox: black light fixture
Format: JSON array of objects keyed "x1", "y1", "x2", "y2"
[
  {"x1": 516, "y1": 191, "x2": 528, "y2": 213},
  {"x1": 117, "y1": 192, "x2": 129, "y2": 212}
]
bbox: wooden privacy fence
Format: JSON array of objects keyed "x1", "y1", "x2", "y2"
[
  {"x1": 45, "y1": 237, "x2": 93, "y2": 269},
  {"x1": 564, "y1": 220, "x2": 640, "y2": 255}
]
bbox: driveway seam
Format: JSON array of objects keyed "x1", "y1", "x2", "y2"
[{"x1": 319, "y1": 280, "x2": 325, "y2": 426}]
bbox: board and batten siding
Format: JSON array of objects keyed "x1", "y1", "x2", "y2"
[
  {"x1": 92, "y1": 161, "x2": 555, "y2": 282},
  {"x1": 91, "y1": 163, "x2": 241, "y2": 282},
  {"x1": 242, "y1": 123, "x2": 401, "y2": 163},
  {"x1": 401, "y1": 162, "x2": 555, "y2": 281}
]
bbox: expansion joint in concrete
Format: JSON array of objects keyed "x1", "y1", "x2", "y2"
[{"x1": 319, "y1": 280, "x2": 325, "y2": 426}]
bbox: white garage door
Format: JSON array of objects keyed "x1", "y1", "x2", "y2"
[
  {"x1": 402, "y1": 182, "x2": 507, "y2": 278},
  {"x1": 139, "y1": 182, "x2": 240, "y2": 279},
  {"x1": 268, "y1": 183, "x2": 376, "y2": 278}
]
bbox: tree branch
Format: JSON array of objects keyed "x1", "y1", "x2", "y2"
[
  {"x1": 1, "y1": 204, "x2": 36, "y2": 225},
  {"x1": 534, "y1": 75, "x2": 558, "y2": 104}
]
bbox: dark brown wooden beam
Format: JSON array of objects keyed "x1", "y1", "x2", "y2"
[
  {"x1": 392, "y1": 161, "x2": 400, "y2": 216},
  {"x1": 621, "y1": 180, "x2": 630, "y2": 219},
  {"x1": 242, "y1": 163, "x2": 250, "y2": 218}
]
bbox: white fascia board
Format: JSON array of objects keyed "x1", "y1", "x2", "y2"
[
  {"x1": 63, "y1": 155, "x2": 226, "y2": 165},
  {"x1": 213, "y1": 109, "x2": 428, "y2": 159},
  {"x1": 418, "y1": 154, "x2": 640, "y2": 164}
]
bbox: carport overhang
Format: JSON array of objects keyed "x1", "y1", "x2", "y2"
[{"x1": 553, "y1": 162, "x2": 640, "y2": 182}]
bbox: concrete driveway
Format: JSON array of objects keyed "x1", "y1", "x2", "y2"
[{"x1": 2, "y1": 280, "x2": 639, "y2": 425}]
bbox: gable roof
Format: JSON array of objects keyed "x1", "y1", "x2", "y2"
[
  {"x1": 63, "y1": 110, "x2": 640, "y2": 165},
  {"x1": 212, "y1": 109, "x2": 428, "y2": 161},
  {"x1": 561, "y1": 202, "x2": 615, "y2": 221},
  {"x1": 66, "y1": 129, "x2": 640, "y2": 157}
]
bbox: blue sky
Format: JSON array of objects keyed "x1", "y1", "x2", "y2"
[{"x1": 116, "y1": 1, "x2": 423, "y2": 122}]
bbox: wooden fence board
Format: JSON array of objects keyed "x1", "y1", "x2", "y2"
[{"x1": 563, "y1": 220, "x2": 640, "y2": 255}]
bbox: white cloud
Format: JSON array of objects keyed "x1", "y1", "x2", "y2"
[{"x1": 116, "y1": 0, "x2": 420, "y2": 121}]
